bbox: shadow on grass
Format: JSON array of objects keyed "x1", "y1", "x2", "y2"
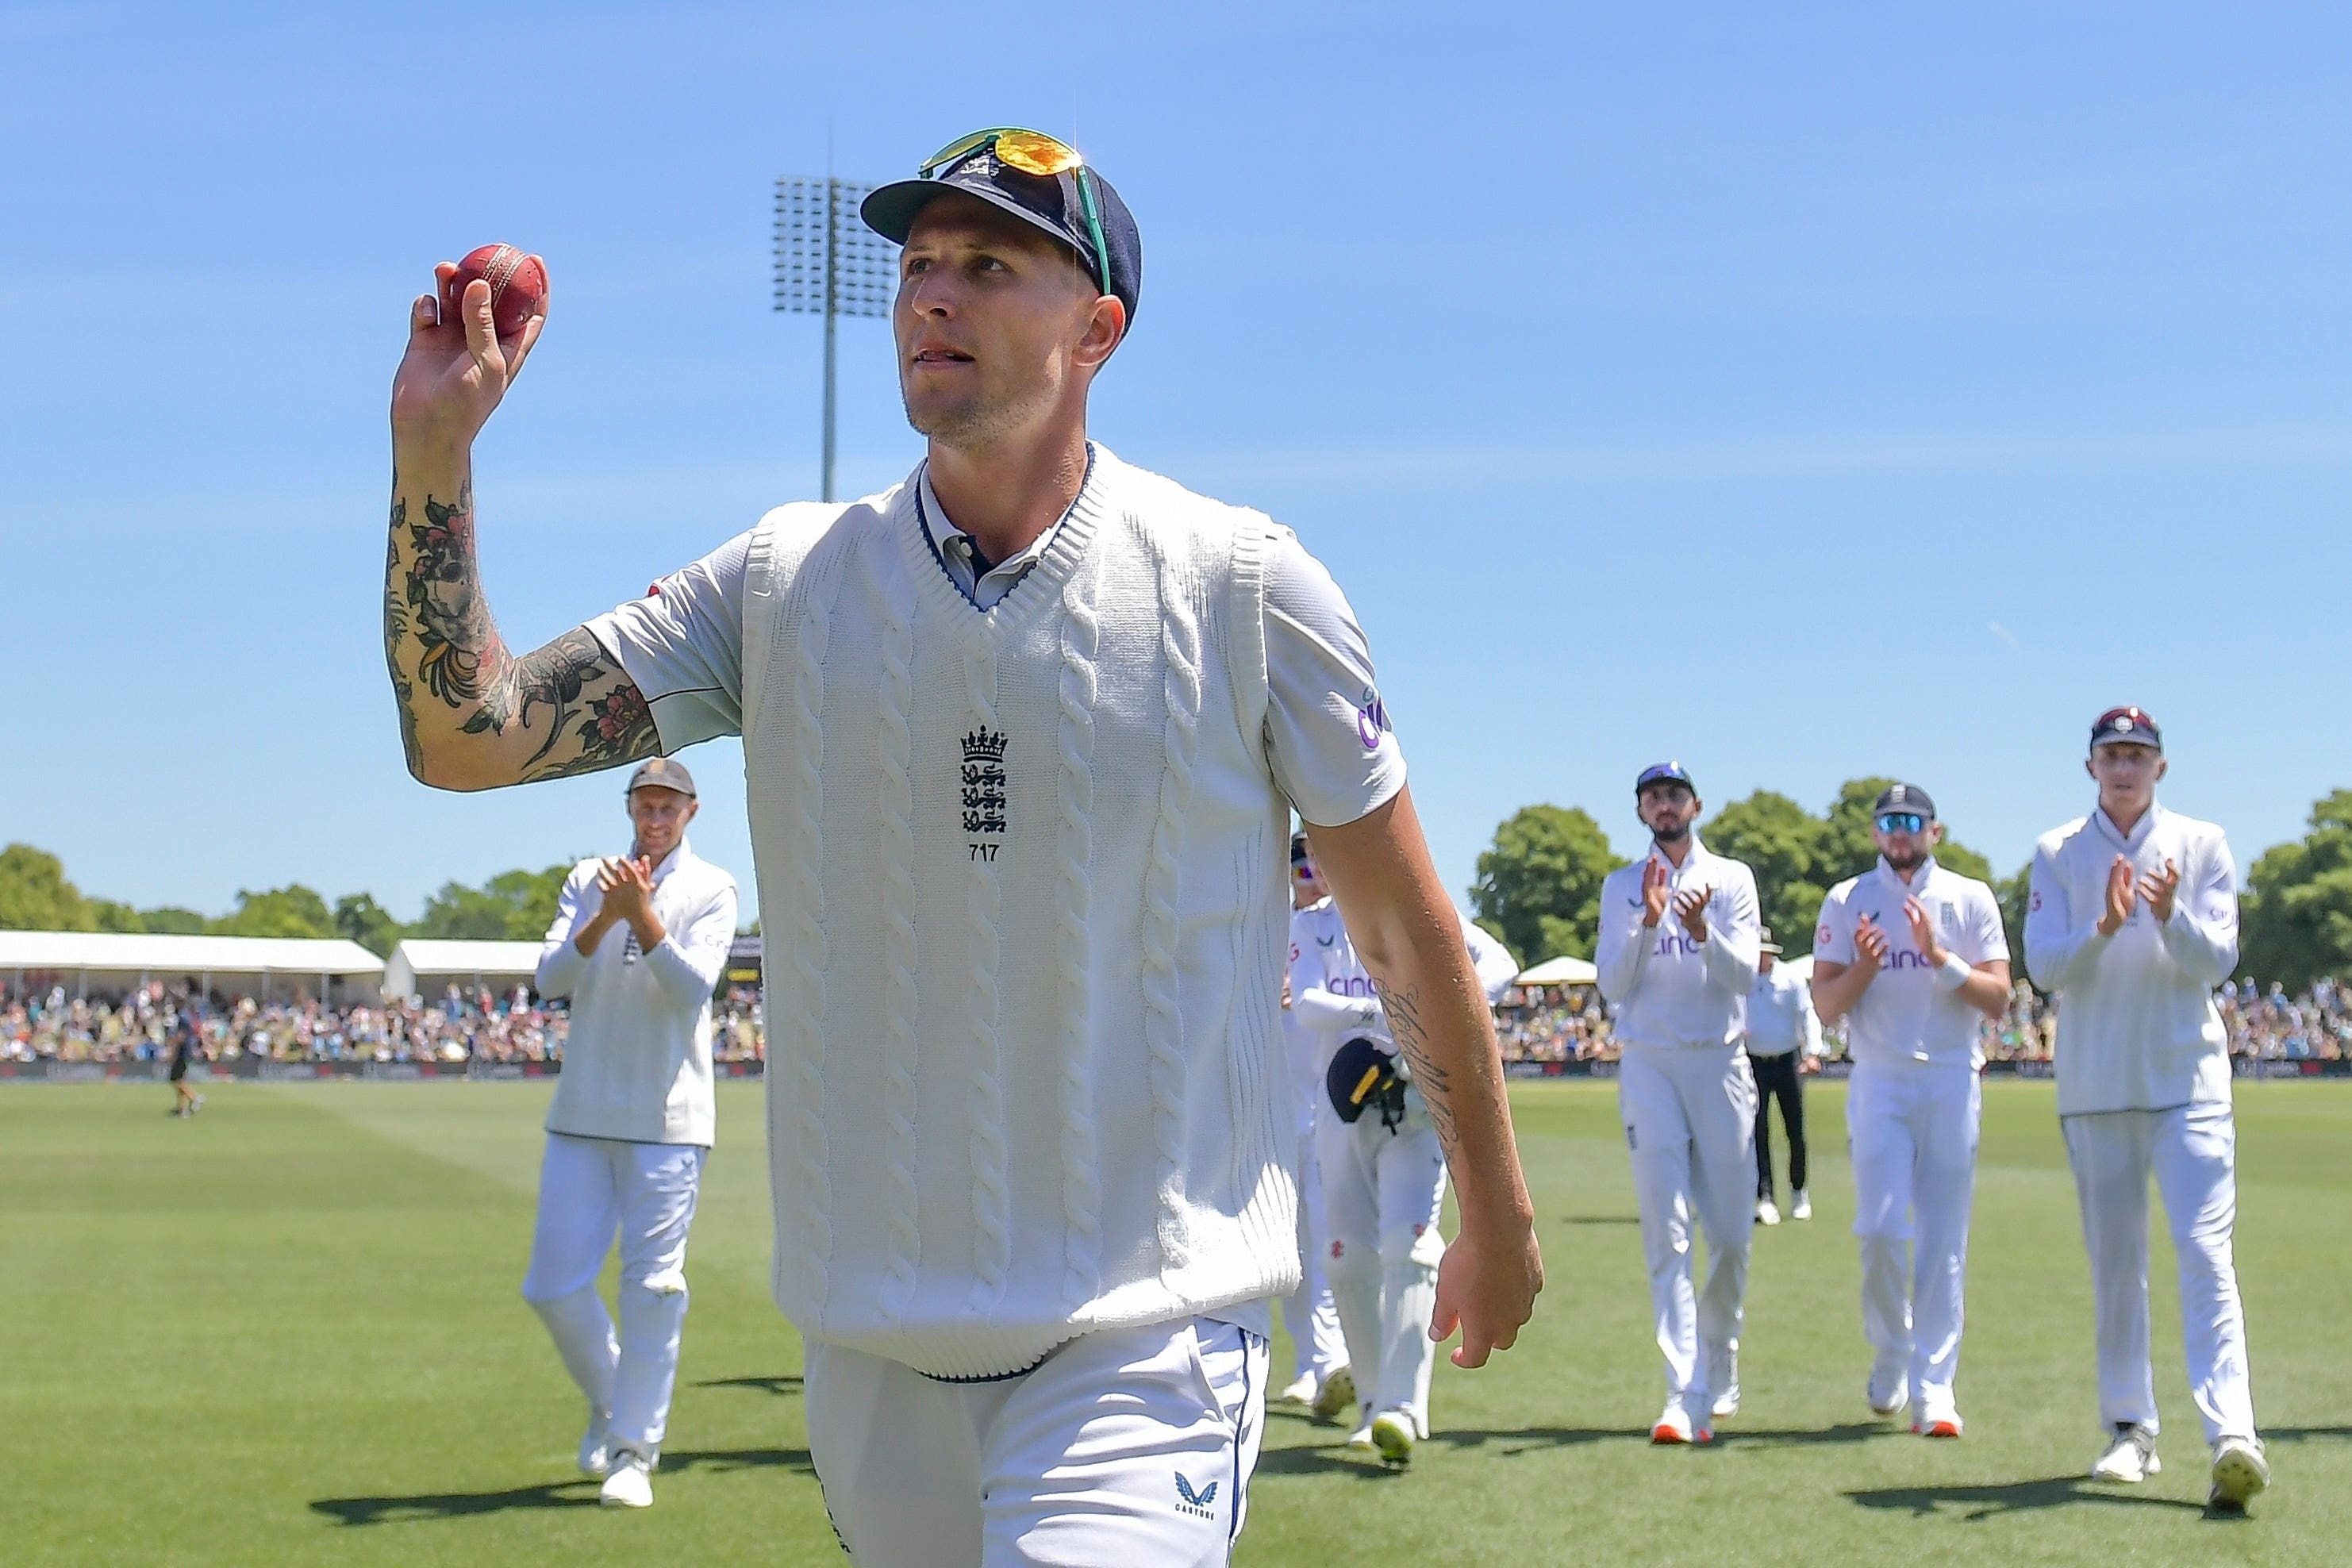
[
  {"x1": 1253, "y1": 1445, "x2": 1405, "y2": 1481},
  {"x1": 697, "y1": 1373, "x2": 804, "y2": 1397},
  {"x1": 1560, "y1": 1216, "x2": 1640, "y2": 1226},
  {"x1": 2267, "y1": 1425, "x2": 2352, "y2": 1444},
  {"x1": 309, "y1": 1447, "x2": 813, "y2": 1526},
  {"x1": 1845, "y1": 1474, "x2": 2216, "y2": 1522},
  {"x1": 1430, "y1": 1421, "x2": 1886, "y2": 1457}
]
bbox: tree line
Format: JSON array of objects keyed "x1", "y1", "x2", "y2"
[
  {"x1": 0, "y1": 844, "x2": 572, "y2": 959},
  {"x1": 1470, "y1": 782, "x2": 2352, "y2": 993}
]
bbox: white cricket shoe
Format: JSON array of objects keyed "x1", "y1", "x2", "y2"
[
  {"x1": 1370, "y1": 1410, "x2": 1416, "y2": 1466},
  {"x1": 599, "y1": 1449, "x2": 654, "y2": 1508},
  {"x1": 1791, "y1": 1189, "x2": 1812, "y2": 1221},
  {"x1": 1311, "y1": 1365, "x2": 1357, "y2": 1426},
  {"x1": 1651, "y1": 1402, "x2": 1710, "y2": 1445},
  {"x1": 1913, "y1": 1399, "x2": 1963, "y2": 1439},
  {"x1": 1866, "y1": 1370, "x2": 1909, "y2": 1418},
  {"x1": 1346, "y1": 1418, "x2": 1378, "y2": 1453},
  {"x1": 578, "y1": 1408, "x2": 614, "y2": 1478},
  {"x1": 1710, "y1": 1387, "x2": 1740, "y2": 1421},
  {"x1": 1756, "y1": 1197, "x2": 1781, "y2": 1227},
  {"x1": 2208, "y1": 1435, "x2": 2269, "y2": 1511},
  {"x1": 2089, "y1": 1424, "x2": 2161, "y2": 1484},
  {"x1": 1274, "y1": 1371, "x2": 1318, "y2": 1407}
]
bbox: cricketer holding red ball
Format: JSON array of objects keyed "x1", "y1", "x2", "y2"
[{"x1": 381, "y1": 128, "x2": 1540, "y2": 1562}]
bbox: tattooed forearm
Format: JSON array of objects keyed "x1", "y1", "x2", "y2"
[
  {"x1": 384, "y1": 472, "x2": 660, "y2": 788},
  {"x1": 1378, "y1": 980, "x2": 1461, "y2": 1154}
]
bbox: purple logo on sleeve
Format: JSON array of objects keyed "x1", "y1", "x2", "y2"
[{"x1": 1355, "y1": 686, "x2": 1391, "y2": 751}]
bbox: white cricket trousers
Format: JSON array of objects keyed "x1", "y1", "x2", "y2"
[
  {"x1": 2061, "y1": 1103, "x2": 2258, "y2": 1444},
  {"x1": 1278, "y1": 1132, "x2": 1347, "y2": 1385},
  {"x1": 805, "y1": 1317, "x2": 1267, "y2": 1567},
  {"x1": 1847, "y1": 1059, "x2": 1979, "y2": 1409},
  {"x1": 519, "y1": 1132, "x2": 705, "y2": 1457},
  {"x1": 1619, "y1": 1043, "x2": 1756, "y2": 1413},
  {"x1": 1315, "y1": 1093, "x2": 1447, "y2": 1432}
]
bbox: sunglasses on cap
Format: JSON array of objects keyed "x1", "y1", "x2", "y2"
[
  {"x1": 919, "y1": 127, "x2": 1113, "y2": 298},
  {"x1": 1875, "y1": 813, "x2": 1928, "y2": 835}
]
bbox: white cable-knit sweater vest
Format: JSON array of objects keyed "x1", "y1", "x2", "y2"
[{"x1": 741, "y1": 448, "x2": 1301, "y2": 1378}]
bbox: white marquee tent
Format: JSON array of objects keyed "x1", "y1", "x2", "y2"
[
  {"x1": 1513, "y1": 955, "x2": 1599, "y2": 988},
  {"x1": 383, "y1": 940, "x2": 547, "y2": 1001},
  {"x1": 0, "y1": 930, "x2": 384, "y2": 1001}
]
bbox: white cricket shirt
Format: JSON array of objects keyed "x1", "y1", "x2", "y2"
[
  {"x1": 1593, "y1": 836, "x2": 1762, "y2": 1049},
  {"x1": 1814, "y1": 857, "x2": 2006, "y2": 1069},
  {"x1": 535, "y1": 838, "x2": 740, "y2": 1147},
  {"x1": 2024, "y1": 801, "x2": 2239, "y2": 1116},
  {"x1": 1744, "y1": 962, "x2": 1823, "y2": 1059}
]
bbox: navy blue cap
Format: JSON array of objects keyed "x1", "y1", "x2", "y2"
[
  {"x1": 863, "y1": 140, "x2": 1142, "y2": 325},
  {"x1": 1873, "y1": 782, "x2": 1936, "y2": 820},
  {"x1": 1635, "y1": 761, "x2": 1695, "y2": 796},
  {"x1": 1289, "y1": 831, "x2": 1311, "y2": 865},
  {"x1": 2090, "y1": 705, "x2": 2162, "y2": 753}
]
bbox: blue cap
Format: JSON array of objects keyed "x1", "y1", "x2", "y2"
[
  {"x1": 863, "y1": 138, "x2": 1142, "y2": 325},
  {"x1": 2090, "y1": 705, "x2": 2162, "y2": 754},
  {"x1": 1635, "y1": 761, "x2": 1695, "y2": 796}
]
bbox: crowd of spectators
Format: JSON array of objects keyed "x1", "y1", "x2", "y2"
[
  {"x1": 7, "y1": 971, "x2": 2342, "y2": 1072},
  {"x1": 1, "y1": 978, "x2": 770, "y2": 1066},
  {"x1": 1495, "y1": 974, "x2": 2352, "y2": 1066}
]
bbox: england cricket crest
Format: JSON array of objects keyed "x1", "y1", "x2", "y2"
[{"x1": 962, "y1": 725, "x2": 1009, "y2": 863}]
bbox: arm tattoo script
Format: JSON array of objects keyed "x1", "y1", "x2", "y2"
[
  {"x1": 1378, "y1": 980, "x2": 1460, "y2": 1155},
  {"x1": 384, "y1": 479, "x2": 659, "y2": 782}
]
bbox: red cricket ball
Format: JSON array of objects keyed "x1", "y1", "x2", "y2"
[{"x1": 450, "y1": 244, "x2": 548, "y2": 339}]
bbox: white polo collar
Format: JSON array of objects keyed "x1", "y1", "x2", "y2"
[
  {"x1": 2094, "y1": 801, "x2": 2162, "y2": 851},
  {"x1": 1874, "y1": 855, "x2": 1938, "y2": 894}
]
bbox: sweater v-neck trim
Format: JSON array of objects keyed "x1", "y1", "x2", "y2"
[{"x1": 897, "y1": 444, "x2": 1110, "y2": 649}]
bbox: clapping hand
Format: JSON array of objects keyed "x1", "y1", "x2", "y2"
[
  {"x1": 1640, "y1": 859, "x2": 1671, "y2": 928},
  {"x1": 595, "y1": 856, "x2": 656, "y2": 924},
  {"x1": 2096, "y1": 855, "x2": 2139, "y2": 936},
  {"x1": 2138, "y1": 857, "x2": 2181, "y2": 924},
  {"x1": 1902, "y1": 897, "x2": 1947, "y2": 965},
  {"x1": 1674, "y1": 885, "x2": 1713, "y2": 943},
  {"x1": 1854, "y1": 913, "x2": 1890, "y2": 973}
]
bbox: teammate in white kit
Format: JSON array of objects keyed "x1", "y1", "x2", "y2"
[
  {"x1": 1274, "y1": 832, "x2": 1353, "y2": 1423},
  {"x1": 1593, "y1": 762, "x2": 1762, "y2": 1445},
  {"x1": 524, "y1": 759, "x2": 740, "y2": 1508},
  {"x1": 1808, "y1": 783, "x2": 2008, "y2": 1439},
  {"x1": 381, "y1": 126, "x2": 1541, "y2": 1563},
  {"x1": 1291, "y1": 868, "x2": 1516, "y2": 1465},
  {"x1": 2024, "y1": 707, "x2": 2269, "y2": 1511}
]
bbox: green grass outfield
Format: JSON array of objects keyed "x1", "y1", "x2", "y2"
[{"x1": 7, "y1": 1078, "x2": 2349, "y2": 1566}]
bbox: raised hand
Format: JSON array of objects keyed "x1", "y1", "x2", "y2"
[
  {"x1": 2139, "y1": 857, "x2": 2181, "y2": 924},
  {"x1": 1674, "y1": 884, "x2": 1712, "y2": 943},
  {"x1": 1853, "y1": 913, "x2": 1890, "y2": 974},
  {"x1": 390, "y1": 258, "x2": 550, "y2": 452},
  {"x1": 2096, "y1": 855, "x2": 2139, "y2": 936},
  {"x1": 1903, "y1": 897, "x2": 1947, "y2": 965},
  {"x1": 1640, "y1": 859, "x2": 1671, "y2": 928}
]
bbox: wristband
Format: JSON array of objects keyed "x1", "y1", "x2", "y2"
[{"x1": 1934, "y1": 951, "x2": 1973, "y2": 992}]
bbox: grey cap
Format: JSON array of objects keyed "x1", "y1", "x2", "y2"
[{"x1": 627, "y1": 758, "x2": 697, "y2": 798}]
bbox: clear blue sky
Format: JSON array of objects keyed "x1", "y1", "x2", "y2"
[{"x1": 6, "y1": 2, "x2": 2349, "y2": 931}]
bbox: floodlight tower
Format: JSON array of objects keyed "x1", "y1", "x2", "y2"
[{"x1": 774, "y1": 176, "x2": 897, "y2": 502}]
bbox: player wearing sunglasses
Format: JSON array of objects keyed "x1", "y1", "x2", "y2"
[
  {"x1": 1809, "y1": 783, "x2": 2008, "y2": 1440},
  {"x1": 380, "y1": 125, "x2": 1541, "y2": 1561},
  {"x1": 1593, "y1": 762, "x2": 1764, "y2": 1445},
  {"x1": 2024, "y1": 709, "x2": 2269, "y2": 1510}
]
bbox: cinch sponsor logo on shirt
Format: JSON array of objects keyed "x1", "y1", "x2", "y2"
[
  {"x1": 1326, "y1": 975, "x2": 1378, "y2": 998},
  {"x1": 1882, "y1": 951, "x2": 1935, "y2": 970},
  {"x1": 1355, "y1": 686, "x2": 1391, "y2": 751},
  {"x1": 1652, "y1": 933, "x2": 1702, "y2": 959}
]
